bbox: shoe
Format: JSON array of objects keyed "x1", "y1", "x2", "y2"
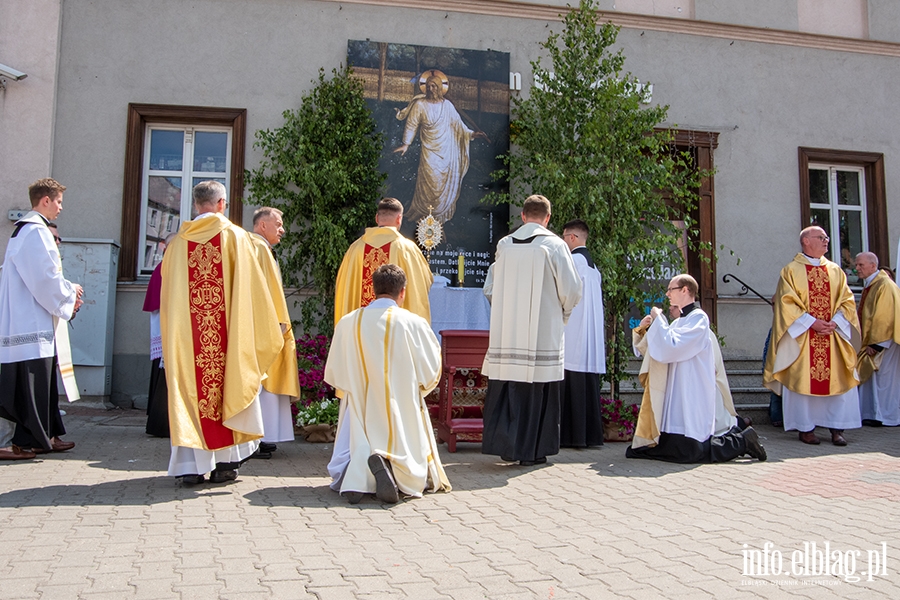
[
  {"x1": 32, "y1": 437, "x2": 76, "y2": 454},
  {"x1": 0, "y1": 445, "x2": 36, "y2": 460},
  {"x1": 367, "y1": 454, "x2": 399, "y2": 504},
  {"x1": 772, "y1": 421, "x2": 783, "y2": 428},
  {"x1": 251, "y1": 450, "x2": 272, "y2": 459},
  {"x1": 259, "y1": 442, "x2": 277, "y2": 453},
  {"x1": 180, "y1": 474, "x2": 205, "y2": 485},
  {"x1": 741, "y1": 427, "x2": 767, "y2": 461},
  {"x1": 830, "y1": 429, "x2": 847, "y2": 446},
  {"x1": 500, "y1": 455, "x2": 516, "y2": 462},
  {"x1": 739, "y1": 416, "x2": 753, "y2": 430},
  {"x1": 345, "y1": 491, "x2": 365, "y2": 505},
  {"x1": 209, "y1": 469, "x2": 238, "y2": 484},
  {"x1": 799, "y1": 430, "x2": 820, "y2": 445},
  {"x1": 862, "y1": 419, "x2": 883, "y2": 427},
  {"x1": 519, "y1": 457, "x2": 548, "y2": 467}
]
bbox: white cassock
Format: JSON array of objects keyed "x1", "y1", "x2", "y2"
[
  {"x1": 564, "y1": 247, "x2": 605, "y2": 374},
  {"x1": 325, "y1": 298, "x2": 451, "y2": 497},
  {"x1": 859, "y1": 342, "x2": 900, "y2": 425}
]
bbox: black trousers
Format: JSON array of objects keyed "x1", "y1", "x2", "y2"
[{"x1": 482, "y1": 379, "x2": 561, "y2": 462}]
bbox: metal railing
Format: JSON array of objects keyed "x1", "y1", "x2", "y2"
[{"x1": 722, "y1": 273, "x2": 773, "y2": 306}]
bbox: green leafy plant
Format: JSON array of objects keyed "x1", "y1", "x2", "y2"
[
  {"x1": 295, "y1": 398, "x2": 340, "y2": 427},
  {"x1": 488, "y1": 0, "x2": 712, "y2": 397},
  {"x1": 246, "y1": 66, "x2": 386, "y2": 333}
]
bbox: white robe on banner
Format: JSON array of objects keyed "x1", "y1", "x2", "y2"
[{"x1": 325, "y1": 298, "x2": 451, "y2": 498}]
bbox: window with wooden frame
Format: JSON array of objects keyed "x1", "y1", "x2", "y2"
[
  {"x1": 798, "y1": 148, "x2": 888, "y2": 288},
  {"x1": 119, "y1": 104, "x2": 247, "y2": 280}
]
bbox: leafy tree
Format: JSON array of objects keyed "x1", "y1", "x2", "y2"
[
  {"x1": 495, "y1": 0, "x2": 709, "y2": 396},
  {"x1": 246, "y1": 66, "x2": 386, "y2": 333}
]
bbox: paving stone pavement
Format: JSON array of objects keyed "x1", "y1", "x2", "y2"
[{"x1": 1, "y1": 405, "x2": 899, "y2": 599}]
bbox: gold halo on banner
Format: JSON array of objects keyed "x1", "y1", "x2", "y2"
[
  {"x1": 418, "y1": 69, "x2": 450, "y2": 95},
  {"x1": 416, "y1": 207, "x2": 443, "y2": 260}
]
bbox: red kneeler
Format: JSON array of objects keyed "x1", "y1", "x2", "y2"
[{"x1": 432, "y1": 330, "x2": 490, "y2": 452}]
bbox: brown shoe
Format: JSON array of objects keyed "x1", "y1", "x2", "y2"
[
  {"x1": 0, "y1": 445, "x2": 36, "y2": 460},
  {"x1": 32, "y1": 437, "x2": 75, "y2": 454},
  {"x1": 799, "y1": 430, "x2": 820, "y2": 445},
  {"x1": 830, "y1": 429, "x2": 847, "y2": 446}
]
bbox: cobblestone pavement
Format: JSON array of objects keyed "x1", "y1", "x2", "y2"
[{"x1": 2, "y1": 405, "x2": 899, "y2": 599}]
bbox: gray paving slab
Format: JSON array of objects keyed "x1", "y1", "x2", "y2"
[{"x1": 1, "y1": 405, "x2": 900, "y2": 598}]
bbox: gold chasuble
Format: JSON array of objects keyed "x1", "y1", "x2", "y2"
[
  {"x1": 249, "y1": 234, "x2": 300, "y2": 399},
  {"x1": 333, "y1": 227, "x2": 433, "y2": 328},
  {"x1": 161, "y1": 214, "x2": 284, "y2": 450},
  {"x1": 856, "y1": 270, "x2": 900, "y2": 384},
  {"x1": 764, "y1": 254, "x2": 860, "y2": 397}
]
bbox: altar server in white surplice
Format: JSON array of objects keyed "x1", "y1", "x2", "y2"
[
  {"x1": 481, "y1": 195, "x2": 582, "y2": 467},
  {"x1": 0, "y1": 178, "x2": 83, "y2": 460},
  {"x1": 560, "y1": 219, "x2": 606, "y2": 448},
  {"x1": 626, "y1": 274, "x2": 767, "y2": 463},
  {"x1": 326, "y1": 264, "x2": 451, "y2": 505}
]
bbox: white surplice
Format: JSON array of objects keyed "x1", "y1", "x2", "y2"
[
  {"x1": 642, "y1": 307, "x2": 717, "y2": 443},
  {"x1": 564, "y1": 247, "x2": 605, "y2": 374},
  {"x1": 482, "y1": 222, "x2": 583, "y2": 383},
  {"x1": 325, "y1": 298, "x2": 450, "y2": 498}
]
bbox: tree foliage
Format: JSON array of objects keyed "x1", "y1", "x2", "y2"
[
  {"x1": 245, "y1": 66, "x2": 386, "y2": 333},
  {"x1": 496, "y1": 0, "x2": 709, "y2": 395}
]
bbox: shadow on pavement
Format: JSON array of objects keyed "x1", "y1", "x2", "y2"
[{"x1": 0, "y1": 477, "x2": 234, "y2": 507}]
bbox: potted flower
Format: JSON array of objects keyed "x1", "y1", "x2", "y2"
[
  {"x1": 295, "y1": 398, "x2": 340, "y2": 442},
  {"x1": 294, "y1": 334, "x2": 338, "y2": 442},
  {"x1": 600, "y1": 397, "x2": 639, "y2": 442}
]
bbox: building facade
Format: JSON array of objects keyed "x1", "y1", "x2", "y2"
[{"x1": 3, "y1": 0, "x2": 900, "y2": 404}]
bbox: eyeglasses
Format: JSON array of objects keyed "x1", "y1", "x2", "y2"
[
  {"x1": 810, "y1": 235, "x2": 829, "y2": 242},
  {"x1": 53, "y1": 236, "x2": 62, "y2": 244},
  {"x1": 666, "y1": 285, "x2": 685, "y2": 292}
]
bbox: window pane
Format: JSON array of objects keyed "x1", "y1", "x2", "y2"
[
  {"x1": 143, "y1": 176, "x2": 182, "y2": 273},
  {"x1": 839, "y1": 209, "x2": 864, "y2": 286},
  {"x1": 810, "y1": 208, "x2": 831, "y2": 237},
  {"x1": 149, "y1": 130, "x2": 184, "y2": 171},
  {"x1": 809, "y1": 169, "x2": 829, "y2": 205},
  {"x1": 193, "y1": 132, "x2": 228, "y2": 173},
  {"x1": 836, "y1": 170, "x2": 861, "y2": 206}
]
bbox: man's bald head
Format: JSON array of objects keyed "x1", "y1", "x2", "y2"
[
  {"x1": 799, "y1": 226, "x2": 829, "y2": 259},
  {"x1": 855, "y1": 251, "x2": 879, "y2": 279}
]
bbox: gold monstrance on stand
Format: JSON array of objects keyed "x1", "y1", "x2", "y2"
[{"x1": 416, "y1": 206, "x2": 443, "y2": 264}]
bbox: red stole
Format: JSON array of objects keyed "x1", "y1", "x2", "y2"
[
  {"x1": 361, "y1": 242, "x2": 391, "y2": 307},
  {"x1": 187, "y1": 234, "x2": 234, "y2": 450},
  {"x1": 806, "y1": 264, "x2": 832, "y2": 395}
]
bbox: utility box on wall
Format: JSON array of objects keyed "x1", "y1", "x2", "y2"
[{"x1": 59, "y1": 238, "x2": 119, "y2": 398}]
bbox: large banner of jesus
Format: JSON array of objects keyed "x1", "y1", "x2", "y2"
[{"x1": 348, "y1": 40, "x2": 510, "y2": 287}]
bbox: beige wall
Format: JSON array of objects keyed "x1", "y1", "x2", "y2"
[
  {"x1": 0, "y1": 0, "x2": 62, "y2": 257},
  {"x1": 798, "y1": 0, "x2": 868, "y2": 39}
]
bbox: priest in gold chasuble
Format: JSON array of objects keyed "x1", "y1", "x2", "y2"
[
  {"x1": 250, "y1": 207, "x2": 300, "y2": 453},
  {"x1": 854, "y1": 252, "x2": 900, "y2": 426},
  {"x1": 763, "y1": 226, "x2": 861, "y2": 446},
  {"x1": 162, "y1": 182, "x2": 283, "y2": 484},
  {"x1": 334, "y1": 198, "x2": 432, "y2": 329}
]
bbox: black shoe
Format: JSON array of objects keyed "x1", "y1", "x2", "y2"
[
  {"x1": 259, "y1": 442, "x2": 277, "y2": 453},
  {"x1": 742, "y1": 427, "x2": 767, "y2": 462},
  {"x1": 500, "y1": 455, "x2": 516, "y2": 462},
  {"x1": 251, "y1": 450, "x2": 272, "y2": 459},
  {"x1": 345, "y1": 491, "x2": 365, "y2": 505},
  {"x1": 209, "y1": 469, "x2": 238, "y2": 484},
  {"x1": 180, "y1": 474, "x2": 205, "y2": 485},
  {"x1": 367, "y1": 454, "x2": 399, "y2": 504},
  {"x1": 862, "y1": 419, "x2": 883, "y2": 427},
  {"x1": 519, "y1": 457, "x2": 547, "y2": 467}
]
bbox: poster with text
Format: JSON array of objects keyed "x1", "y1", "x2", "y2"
[{"x1": 348, "y1": 40, "x2": 510, "y2": 287}]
